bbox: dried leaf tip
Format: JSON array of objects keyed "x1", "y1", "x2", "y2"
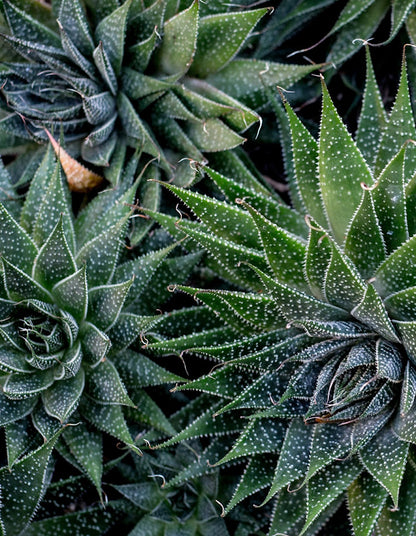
[{"x1": 45, "y1": 130, "x2": 104, "y2": 193}]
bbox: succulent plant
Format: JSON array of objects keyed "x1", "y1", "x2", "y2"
[
  {"x1": 141, "y1": 48, "x2": 416, "y2": 535},
  {"x1": 0, "y1": 140, "x2": 208, "y2": 535},
  {"x1": 0, "y1": 0, "x2": 318, "y2": 185}
]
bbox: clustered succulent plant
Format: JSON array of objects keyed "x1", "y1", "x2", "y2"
[
  {"x1": 2, "y1": 0, "x2": 416, "y2": 534},
  {"x1": 142, "y1": 48, "x2": 416, "y2": 535},
  {"x1": 0, "y1": 0, "x2": 318, "y2": 186},
  {"x1": 0, "y1": 141, "x2": 211, "y2": 534}
]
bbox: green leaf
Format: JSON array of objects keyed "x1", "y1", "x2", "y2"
[
  {"x1": 207, "y1": 59, "x2": 320, "y2": 110},
  {"x1": 42, "y1": 368, "x2": 85, "y2": 423},
  {"x1": 375, "y1": 52, "x2": 416, "y2": 177},
  {"x1": 388, "y1": 0, "x2": 416, "y2": 44},
  {"x1": 156, "y1": 0, "x2": 198, "y2": 76},
  {"x1": 33, "y1": 162, "x2": 75, "y2": 253},
  {"x1": 351, "y1": 284, "x2": 399, "y2": 343},
  {"x1": 20, "y1": 145, "x2": 56, "y2": 235},
  {"x1": 348, "y1": 472, "x2": 388, "y2": 536},
  {"x1": 374, "y1": 233, "x2": 416, "y2": 297},
  {"x1": 4, "y1": 369, "x2": 55, "y2": 399},
  {"x1": 2, "y1": 258, "x2": 51, "y2": 302},
  {"x1": 214, "y1": 418, "x2": 286, "y2": 465},
  {"x1": 376, "y1": 462, "x2": 416, "y2": 536},
  {"x1": 5, "y1": 417, "x2": 33, "y2": 467},
  {"x1": 318, "y1": 78, "x2": 372, "y2": 244},
  {"x1": 372, "y1": 144, "x2": 409, "y2": 253},
  {"x1": 304, "y1": 422, "x2": 352, "y2": 483},
  {"x1": 52, "y1": 266, "x2": 88, "y2": 323},
  {"x1": 80, "y1": 322, "x2": 111, "y2": 367},
  {"x1": 393, "y1": 320, "x2": 416, "y2": 364},
  {"x1": 301, "y1": 457, "x2": 361, "y2": 534},
  {"x1": 0, "y1": 395, "x2": 36, "y2": 426},
  {"x1": 160, "y1": 181, "x2": 260, "y2": 249},
  {"x1": 261, "y1": 418, "x2": 313, "y2": 505},
  {"x1": 86, "y1": 359, "x2": 134, "y2": 407},
  {"x1": 33, "y1": 218, "x2": 76, "y2": 289},
  {"x1": 284, "y1": 100, "x2": 325, "y2": 227},
  {"x1": 63, "y1": 423, "x2": 103, "y2": 494},
  {"x1": 95, "y1": 0, "x2": 132, "y2": 76},
  {"x1": 80, "y1": 400, "x2": 140, "y2": 455},
  {"x1": 88, "y1": 279, "x2": 133, "y2": 332},
  {"x1": 0, "y1": 431, "x2": 61, "y2": 536},
  {"x1": 243, "y1": 202, "x2": 308, "y2": 292},
  {"x1": 224, "y1": 454, "x2": 276, "y2": 514},
  {"x1": 128, "y1": 27, "x2": 157, "y2": 71},
  {"x1": 24, "y1": 507, "x2": 115, "y2": 536},
  {"x1": 360, "y1": 425, "x2": 408, "y2": 507},
  {"x1": 345, "y1": 188, "x2": 386, "y2": 279},
  {"x1": 76, "y1": 218, "x2": 127, "y2": 287},
  {"x1": 355, "y1": 46, "x2": 387, "y2": 168},
  {"x1": 190, "y1": 9, "x2": 266, "y2": 77},
  {"x1": 2, "y1": 0, "x2": 60, "y2": 48},
  {"x1": 187, "y1": 117, "x2": 245, "y2": 152},
  {"x1": 0, "y1": 203, "x2": 38, "y2": 274},
  {"x1": 305, "y1": 226, "x2": 332, "y2": 301},
  {"x1": 251, "y1": 264, "x2": 349, "y2": 322},
  {"x1": 127, "y1": 389, "x2": 176, "y2": 436},
  {"x1": 114, "y1": 349, "x2": 183, "y2": 388},
  {"x1": 92, "y1": 41, "x2": 117, "y2": 95},
  {"x1": 58, "y1": 0, "x2": 94, "y2": 56},
  {"x1": 400, "y1": 362, "x2": 416, "y2": 415}
]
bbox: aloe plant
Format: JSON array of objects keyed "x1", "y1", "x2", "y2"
[
  {"x1": 0, "y1": 0, "x2": 319, "y2": 187},
  {"x1": 140, "y1": 48, "x2": 416, "y2": 535},
  {"x1": 0, "y1": 139, "x2": 213, "y2": 535}
]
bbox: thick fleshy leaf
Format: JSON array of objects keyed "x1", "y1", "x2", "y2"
[
  {"x1": 243, "y1": 202, "x2": 308, "y2": 291},
  {"x1": 375, "y1": 53, "x2": 416, "y2": 178},
  {"x1": 95, "y1": 0, "x2": 132, "y2": 76},
  {"x1": 393, "y1": 320, "x2": 416, "y2": 364},
  {"x1": 58, "y1": 0, "x2": 94, "y2": 56},
  {"x1": 76, "y1": 218, "x2": 128, "y2": 287},
  {"x1": 374, "y1": 233, "x2": 416, "y2": 297},
  {"x1": 160, "y1": 181, "x2": 259, "y2": 249},
  {"x1": 261, "y1": 418, "x2": 313, "y2": 505},
  {"x1": 285, "y1": 100, "x2": 325, "y2": 227},
  {"x1": 0, "y1": 431, "x2": 61, "y2": 536},
  {"x1": 0, "y1": 395, "x2": 36, "y2": 426},
  {"x1": 190, "y1": 9, "x2": 266, "y2": 77},
  {"x1": 3, "y1": 258, "x2": 51, "y2": 302},
  {"x1": 88, "y1": 279, "x2": 132, "y2": 332},
  {"x1": 351, "y1": 284, "x2": 399, "y2": 343},
  {"x1": 0, "y1": 203, "x2": 38, "y2": 274},
  {"x1": 86, "y1": 359, "x2": 134, "y2": 407},
  {"x1": 32, "y1": 162, "x2": 75, "y2": 252},
  {"x1": 302, "y1": 457, "x2": 361, "y2": 534},
  {"x1": 348, "y1": 472, "x2": 388, "y2": 536},
  {"x1": 42, "y1": 368, "x2": 85, "y2": 423},
  {"x1": 400, "y1": 362, "x2": 416, "y2": 415},
  {"x1": 355, "y1": 46, "x2": 387, "y2": 168},
  {"x1": 318, "y1": 78, "x2": 373, "y2": 244},
  {"x1": 4, "y1": 369, "x2": 55, "y2": 399},
  {"x1": 345, "y1": 188, "x2": 386, "y2": 279},
  {"x1": 376, "y1": 462, "x2": 416, "y2": 536},
  {"x1": 360, "y1": 424, "x2": 408, "y2": 507},
  {"x1": 207, "y1": 59, "x2": 320, "y2": 110},
  {"x1": 52, "y1": 265, "x2": 88, "y2": 323},
  {"x1": 155, "y1": 0, "x2": 198, "y2": 76},
  {"x1": 80, "y1": 400, "x2": 140, "y2": 455},
  {"x1": 304, "y1": 422, "x2": 352, "y2": 483},
  {"x1": 80, "y1": 322, "x2": 111, "y2": 367},
  {"x1": 224, "y1": 455, "x2": 276, "y2": 514},
  {"x1": 33, "y1": 218, "x2": 76, "y2": 289},
  {"x1": 5, "y1": 417, "x2": 34, "y2": 467},
  {"x1": 63, "y1": 423, "x2": 103, "y2": 494},
  {"x1": 372, "y1": 144, "x2": 409, "y2": 253}
]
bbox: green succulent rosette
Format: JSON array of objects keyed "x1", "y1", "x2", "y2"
[
  {"x1": 142, "y1": 49, "x2": 416, "y2": 535},
  {"x1": 0, "y1": 0, "x2": 317, "y2": 185},
  {"x1": 0, "y1": 142, "x2": 208, "y2": 536}
]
